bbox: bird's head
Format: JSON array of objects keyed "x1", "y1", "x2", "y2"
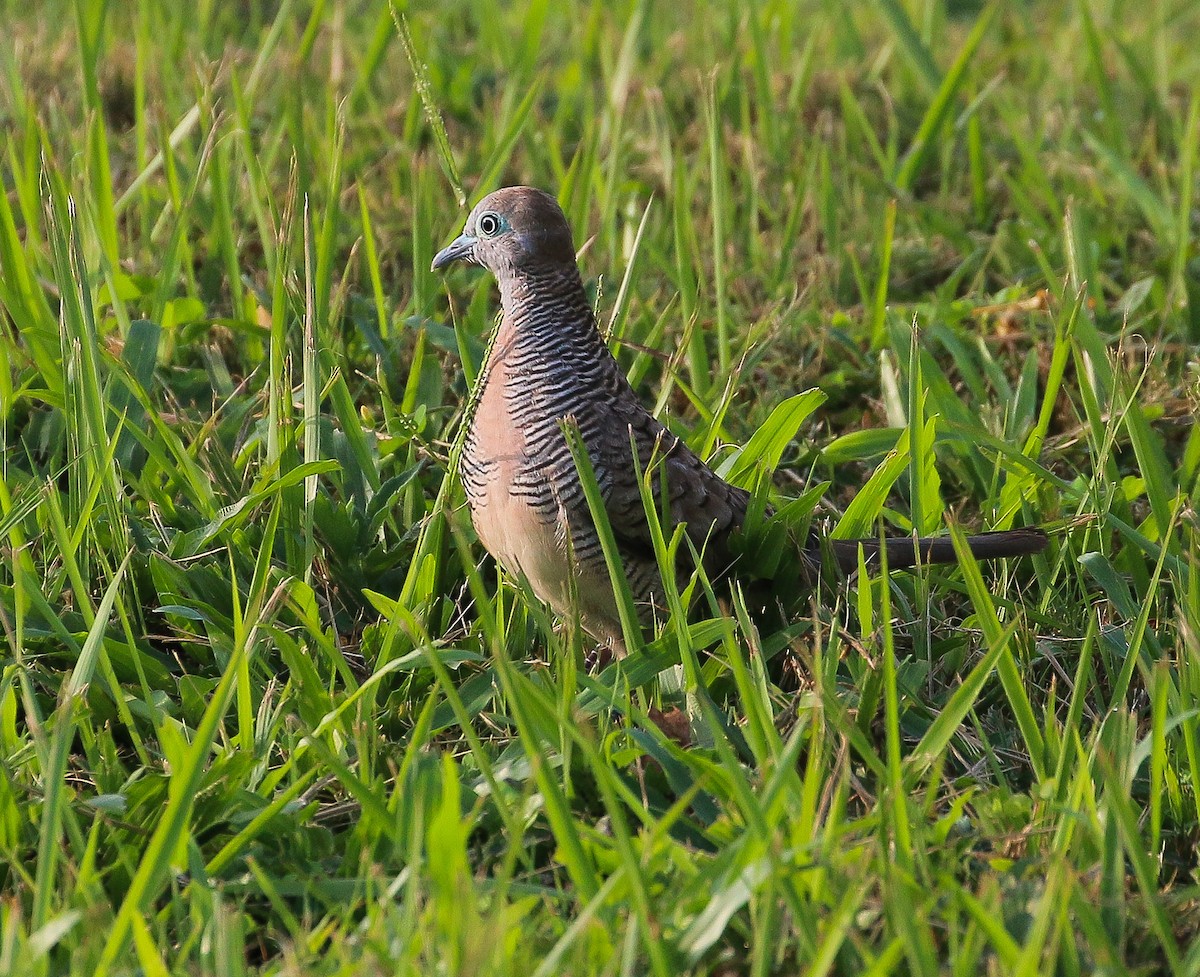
[{"x1": 431, "y1": 186, "x2": 576, "y2": 278}]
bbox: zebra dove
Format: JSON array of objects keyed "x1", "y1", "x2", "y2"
[{"x1": 433, "y1": 186, "x2": 1046, "y2": 652}]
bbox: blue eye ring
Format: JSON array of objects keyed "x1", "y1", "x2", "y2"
[{"x1": 477, "y1": 212, "x2": 503, "y2": 237}]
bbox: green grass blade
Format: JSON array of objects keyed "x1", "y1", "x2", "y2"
[{"x1": 895, "y1": 4, "x2": 996, "y2": 191}]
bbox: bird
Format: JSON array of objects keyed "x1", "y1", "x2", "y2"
[{"x1": 432, "y1": 186, "x2": 1047, "y2": 654}]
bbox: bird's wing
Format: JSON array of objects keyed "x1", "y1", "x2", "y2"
[{"x1": 590, "y1": 397, "x2": 751, "y2": 576}]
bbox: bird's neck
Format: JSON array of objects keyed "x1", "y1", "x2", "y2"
[
  {"x1": 477, "y1": 262, "x2": 619, "y2": 412},
  {"x1": 496, "y1": 263, "x2": 603, "y2": 350}
]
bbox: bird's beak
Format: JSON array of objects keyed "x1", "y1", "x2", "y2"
[{"x1": 431, "y1": 233, "x2": 477, "y2": 271}]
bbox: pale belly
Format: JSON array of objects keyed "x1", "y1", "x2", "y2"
[
  {"x1": 467, "y1": 474, "x2": 625, "y2": 648},
  {"x1": 469, "y1": 478, "x2": 569, "y2": 606}
]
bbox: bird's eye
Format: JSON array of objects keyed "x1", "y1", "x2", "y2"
[{"x1": 477, "y1": 212, "x2": 502, "y2": 237}]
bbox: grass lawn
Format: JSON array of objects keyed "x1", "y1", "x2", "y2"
[{"x1": 2, "y1": 0, "x2": 1200, "y2": 973}]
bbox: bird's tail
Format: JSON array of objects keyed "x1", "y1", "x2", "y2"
[{"x1": 820, "y1": 527, "x2": 1048, "y2": 575}]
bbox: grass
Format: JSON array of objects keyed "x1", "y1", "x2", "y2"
[{"x1": 2, "y1": 0, "x2": 1200, "y2": 972}]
